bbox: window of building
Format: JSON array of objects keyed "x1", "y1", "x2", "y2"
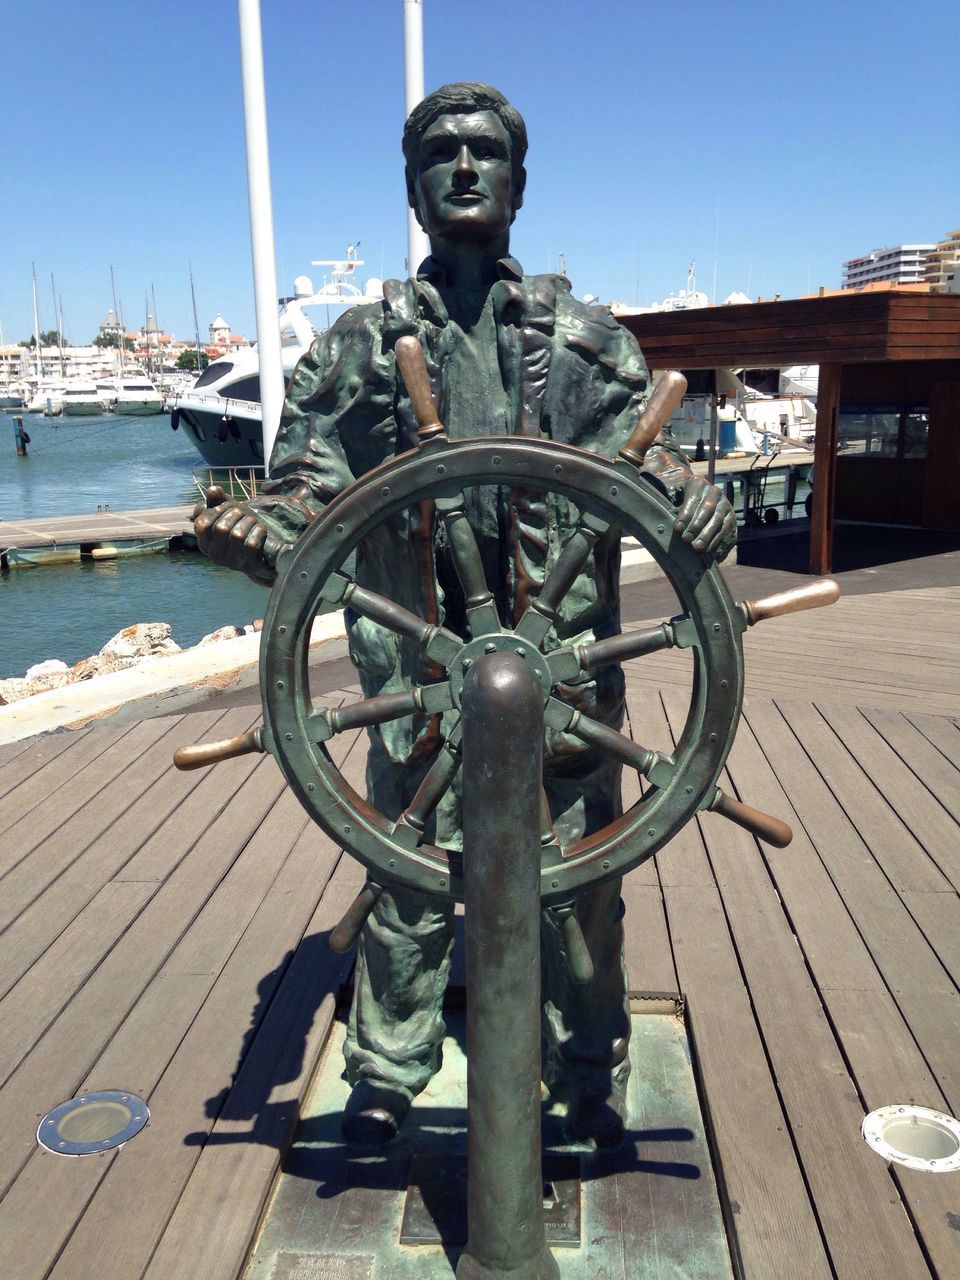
[
  {"x1": 838, "y1": 404, "x2": 929, "y2": 460},
  {"x1": 902, "y1": 410, "x2": 929, "y2": 459}
]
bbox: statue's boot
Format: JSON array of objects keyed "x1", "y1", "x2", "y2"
[
  {"x1": 563, "y1": 1085, "x2": 627, "y2": 1150},
  {"x1": 341, "y1": 1079, "x2": 412, "y2": 1145}
]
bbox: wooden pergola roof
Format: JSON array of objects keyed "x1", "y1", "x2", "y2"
[{"x1": 616, "y1": 291, "x2": 960, "y2": 370}]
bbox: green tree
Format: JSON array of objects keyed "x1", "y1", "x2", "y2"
[
  {"x1": 176, "y1": 348, "x2": 210, "y2": 371},
  {"x1": 20, "y1": 330, "x2": 63, "y2": 347},
  {"x1": 93, "y1": 332, "x2": 134, "y2": 351}
]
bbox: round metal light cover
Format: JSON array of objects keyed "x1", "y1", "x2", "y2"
[
  {"x1": 862, "y1": 1105, "x2": 960, "y2": 1172},
  {"x1": 37, "y1": 1091, "x2": 149, "y2": 1157}
]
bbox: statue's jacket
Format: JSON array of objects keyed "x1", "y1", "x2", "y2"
[{"x1": 255, "y1": 257, "x2": 681, "y2": 848}]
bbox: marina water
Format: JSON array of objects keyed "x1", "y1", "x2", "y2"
[{"x1": 1, "y1": 414, "x2": 267, "y2": 679}]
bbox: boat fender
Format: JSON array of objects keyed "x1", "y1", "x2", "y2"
[
  {"x1": 170, "y1": 408, "x2": 180, "y2": 431},
  {"x1": 217, "y1": 415, "x2": 231, "y2": 444}
]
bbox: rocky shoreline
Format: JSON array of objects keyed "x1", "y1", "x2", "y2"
[{"x1": 0, "y1": 620, "x2": 263, "y2": 705}]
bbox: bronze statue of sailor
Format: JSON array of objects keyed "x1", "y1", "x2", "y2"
[{"x1": 195, "y1": 81, "x2": 736, "y2": 1150}]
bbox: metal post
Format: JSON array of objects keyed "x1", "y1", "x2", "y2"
[
  {"x1": 402, "y1": 0, "x2": 430, "y2": 274},
  {"x1": 707, "y1": 372, "x2": 718, "y2": 487},
  {"x1": 237, "y1": 0, "x2": 284, "y2": 474},
  {"x1": 457, "y1": 652, "x2": 559, "y2": 1280}
]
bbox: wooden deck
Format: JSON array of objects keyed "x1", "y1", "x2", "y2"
[{"x1": 0, "y1": 565, "x2": 957, "y2": 1279}]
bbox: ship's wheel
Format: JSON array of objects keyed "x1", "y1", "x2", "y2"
[{"x1": 177, "y1": 338, "x2": 837, "y2": 954}]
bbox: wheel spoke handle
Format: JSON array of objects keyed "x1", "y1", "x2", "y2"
[
  {"x1": 392, "y1": 727, "x2": 463, "y2": 846},
  {"x1": 709, "y1": 788, "x2": 793, "y2": 847},
  {"x1": 394, "y1": 335, "x2": 445, "y2": 442},
  {"x1": 516, "y1": 510, "x2": 609, "y2": 644},
  {"x1": 548, "y1": 622, "x2": 678, "y2": 682},
  {"x1": 435, "y1": 493, "x2": 500, "y2": 634},
  {"x1": 322, "y1": 573, "x2": 462, "y2": 667},
  {"x1": 740, "y1": 578, "x2": 840, "y2": 626},
  {"x1": 174, "y1": 727, "x2": 264, "y2": 771},
  {"x1": 618, "y1": 370, "x2": 688, "y2": 466},
  {"x1": 548, "y1": 904, "x2": 595, "y2": 985},
  {"x1": 544, "y1": 698, "x2": 673, "y2": 785},
  {"x1": 330, "y1": 881, "x2": 383, "y2": 953},
  {"x1": 310, "y1": 683, "x2": 452, "y2": 742}
]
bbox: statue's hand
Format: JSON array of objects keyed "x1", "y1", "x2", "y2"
[
  {"x1": 673, "y1": 477, "x2": 738, "y2": 562},
  {"x1": 192, "y1": 485, "x2": 279, "y2": 584}
]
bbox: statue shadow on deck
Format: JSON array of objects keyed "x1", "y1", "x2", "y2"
[{"x1": 182, "y1": 914, "x2": 703, "y2": 1249}]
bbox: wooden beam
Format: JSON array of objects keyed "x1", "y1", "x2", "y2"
[{"x1": 810, "y1": 363, "x2": 842, "y2": 575}]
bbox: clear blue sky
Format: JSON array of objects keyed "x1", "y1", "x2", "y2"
[{"x1": 4, "y1": 0, "x2": 957, "y2": 346}]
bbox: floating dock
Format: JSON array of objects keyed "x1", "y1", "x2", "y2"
[{"x1": 0, "y1": 506, "x2": 195, "y2": 569}]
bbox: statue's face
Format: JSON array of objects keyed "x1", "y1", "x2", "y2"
[{"x1": 410, "y1": 110, "x2": 521, "y2": 244}]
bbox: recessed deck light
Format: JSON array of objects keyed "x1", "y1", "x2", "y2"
[
  {"x1": 37, "y1": 1091, "x2": 149, "y2": 1157},
  {"x1": 862, "y1": 1105, "x2": 960, "y2": 1173}
]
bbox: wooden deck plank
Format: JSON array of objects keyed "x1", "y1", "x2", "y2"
[
  {"x1": 0, "y1": 725, "x2": 88, "y2": 798},
  {"x1": 903, "y1": 709, "x2": 960, "y2": 763},
  {"x1": 859, "y1": 705, "x2": 960, "y2": 813},
  {"x1": 0, "y1": 706, "x2": 234, "y2": 948},
  {"x1": 718, "y1": 705, "x2": 960, "y2": 1278},
  {"x1": 0, "y1": 779, "x2": 328, "y2": 1278},
  {"x1": 0, "y1": 707, "x2": 235, "y2": 995},
  {"x1": 821, "y1": 991, "x2": 960, "y2": 1278},
  {"x1": 661, "y1": 691, "x2": 933, "y2": 1279},
  {"x1": 0, "y1": 881, "x2": 155, "y2": 1087},
  {"x1": 0, "y1": 717, "x2": 136, "y2": 832},
  {"x1": 143, "y1": 855, "x2": 366, "y2": 1280},
  {"x1": 665, "y1": 882, "x2": 833, "y2": 1280},
  {"x1": 0, "y1": 715, "x2": 177, "y2": 872},
  {"x1": 815, "y1": 702, "x2": 960, "y2": 891},
  {"x1": 6, "y1": 722, "x2": 363, "y2": 1279},
  {"x1": 637, "y1": 688, "x2": 832, "y2": 1280},
  {"x1": 773, "y1": 698, "x2": 957, "y2": 893},
  {"x1": 620, "y1": 879, "x2": 678, "y2": 996},
  {"x1": 0, "y1": 754, "x2": 288, "y2": 1200},
  {"x1": 743, "y1": 698, "x2": 960, "y2": 1117},
  {"x1": 47, "y1": 805, "x2": 361, "y2": 1278}
]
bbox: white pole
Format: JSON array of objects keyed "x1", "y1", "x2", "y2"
[
  {"x1": 403, "y1": 0, "x2": 430, "y2": 274},
  {"x1": 238, "y1": 0, "x2": 284, "y2": 474}
]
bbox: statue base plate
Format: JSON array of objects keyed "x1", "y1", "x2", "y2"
[{"x1": 243, "y1": 1009, "x2": 733, "y2": 1280}]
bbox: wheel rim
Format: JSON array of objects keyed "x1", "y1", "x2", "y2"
[{"x1": 261, "y1": 436, "x2": 743, "y2": 904}]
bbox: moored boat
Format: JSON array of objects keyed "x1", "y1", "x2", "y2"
[
  {"x1": 171, "y1": 250, "x2": 383, "y2": 466},
  {"x1": 61, "y1": 379, "x2": 104, "y2": 416},
  {"x1": 98, "y1": 373, "x2": 164, "y2": 416}
]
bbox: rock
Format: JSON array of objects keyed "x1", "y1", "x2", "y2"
[
  {"x1": 0, "y1": 678, "x2": 32, "y2": 705},
  {"x1": 25, "y1": 659, "x2": 69, "y2": 681},
  {"x1": 99, "y1": 622, "x2": 181, "y2": 661},
  {"x1": 197, "y1": 625, "x2": 243, "y2": 645},
  {"x1": 71, "y1": 654, "x2": 140, "y2": 681}
]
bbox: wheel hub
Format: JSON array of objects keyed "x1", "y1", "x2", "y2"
[{"x1": 448, "y1": 631, "x2": 554, "y2": 710}]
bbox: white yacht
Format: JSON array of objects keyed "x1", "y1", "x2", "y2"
[
  {"x1": 24, "y1": 380, "x2": 64, "y2": 415},
  {"x1": 170, "y1": 249, "x2": 382, "y2": 467},
  {"x1": 98, "y1": 372, "x2": 164, "y2": 416},
  {"x1": 61, "y1": 378, "x2": 104, "y2": 416}
]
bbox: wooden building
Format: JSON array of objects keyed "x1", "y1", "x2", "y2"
[{"x1": 617, "y1": 291, "x2": 960, "y2": 573}]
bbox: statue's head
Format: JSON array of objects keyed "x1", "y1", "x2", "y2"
[{"x1": 403, "y1": 82, "x2": 528, "y2": 247}]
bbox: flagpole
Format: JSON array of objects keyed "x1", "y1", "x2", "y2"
[
  {"x1": 238, "y1": 0, "x2": 284, "y2": 474},
  {"x1": 403, "y1": 0, "x2": 430, "y2": 274}
]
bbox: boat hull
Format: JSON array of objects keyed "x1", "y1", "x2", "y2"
[
  {"x1": 62, "y1": 402, "x2": 104, "y2": 417},
  {"x1": 112, "y1": 401, "x2": 164, "y2": 416},
  {"x1": 172, "y1": 398, "x2": 265, "y2": 467}
]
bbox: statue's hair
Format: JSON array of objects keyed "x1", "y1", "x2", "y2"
[{"x1": 402, "y1": 82, "x2": 528, "y2": 183}]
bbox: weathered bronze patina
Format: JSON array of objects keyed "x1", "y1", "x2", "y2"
[{"x1": 186, "y1": 80, "x2": 839, "y2": 1277}]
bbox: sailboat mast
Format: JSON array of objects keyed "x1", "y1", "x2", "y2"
[
  {"x1": 51, "y1": 274, "x2": 65, "y2": 377},
  {"x1": 31, "y1": 264, "x2": 42, "y2": 379},
  {"x1": 151, "y1": 284, "x2": 160, "y2": 377},
  {"x1": 189, "y1": 263, "x2": 203, "y2": 370},
  {"x1": 110, "y1": 265, "x2": 124, "y2": 376}
]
